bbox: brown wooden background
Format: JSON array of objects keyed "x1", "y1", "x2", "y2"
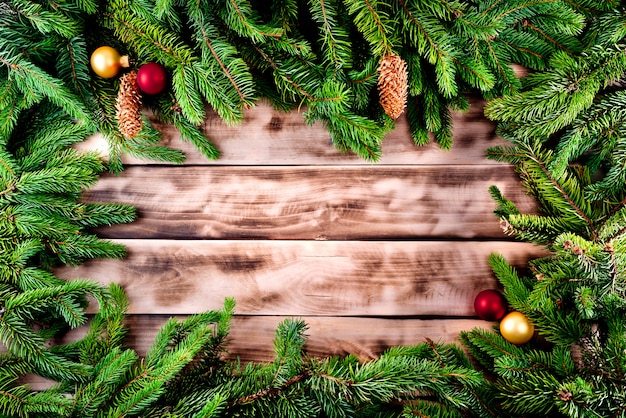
[{"x1": 58, "y1": 97, "x2": 544, "y2": 363}]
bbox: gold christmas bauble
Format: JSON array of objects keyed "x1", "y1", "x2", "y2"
[
  {"x1": 499, "y1": 311, "x2": 534, "y2": 344},
  {"x1": 90, "y1": 46, "x2": 129, "y2": 79}
]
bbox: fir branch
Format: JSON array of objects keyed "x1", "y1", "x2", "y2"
[
  {"x1": 461, "y1": 328, "x2": 525, "y2": 367},
  {"x1": 499, "y1": 35, "x2": 546, "y2": 67},
  {"x1": 110, "y1": 326, "x2": 213, "y2": 416},
  {"x1": 496, "y1": 371, "x2": 562, "y2": 416},
  {"x1": 253, "y1": 44, "x2": 315, "y2": 101},
  {"x1": 17, "y1": 164, "x2": 100, "y2": 195},
  {"x1": 0, "y1": 384, "x2": 73, "y2": 417},
  {"x1": 500, "y1": 213, "x2": 581, "y2": 245},
  {"x1": 185, "y1": 2, "x2": 258, "y2": 122},
  {"x1": 344, "y1": 0, "x2": 392, "y2": 57},
  {"x1": 601, "y1": 198, "x2": 626, "y2": 237},
  {"x1": 433, "y1": 104, "x2": 453, "y2": 149},
  {"x1": 271, "y1": 318, "x2": 307, "y2": 386},
  {"x1": 0, "y1": 56, "x2": 90, "y2": 123},
  {"x1": 103, "y1": 3, "x2": 194, "y2": 65},
  {"x1": 0, "y1": 149, "x2": 18, "y2": 178},
  {"x1": 12, "y1": 0, "x2": 80, "y2": 38},
  {"x1": 0, "y1": 313, "x2": 91, "y2": 382},
  {"x1": 153, "y1": 0, "x2": 182, "y2": 30},
  {"x1": 172, "y1": 63, "x2": 205, "y2": 125},
  {"x1": 66, "y1": 0, "x2": 98, "y2": 14},
  {"x1": 327, "y1": 111, "x2": 384, "y2": 160},
  {"x1": 57, "y1": 36, "x2": 92, "y2": 107},
  {"x1": 79, "y1": 283, "x2": 129, "y2": 366},
  {"x1": 516, "y1": 144, "x2": 595, "y2": 232},
  {"x1": 198, "y1": 25, "x2": 253, "y2": 108},
  {"x1": 489, "y1": 253, "x2": 532, "y2": 309},
  {"x1": 221, "y1": 0, "x2": 284, "y2": 42},
  {"x1": 310, "y1": 0, "x2": 353, "y2": 74},
  {"x1": 455, "y1": 55, "x2": 496, "y2": 92},
  {"x1": 172, "y1": 116, "x2": 220, "y2": 161},
  {"x1": 120, "y1": 141, "x2": 186, "y2": 165},
  {"x1": 4, "y1": 280, "x2": 104, "y2": 326},
  {"x1": 400, "y1": 3, "x2": 450, "y2": 67},
  {"x1": 520, "y1": 18, "x2": 576, "y2": 55},
  {"x1": 72, "y1": 347, "x2": 138, "y2": 416},
  {"x1": 80, "y1": 203, "x2": 136, "y2": 228},
  {"x1": 486, "y1": 45, "x2": 626, "y2": 140},
  {"x1": 233, "y1": 371, "x2": 310, "y2": 406},
  {"x1": 483, "y1": 37, "x2": 521, "y2": 94},
  {"x1": 192, "y1": 61, "x2": 248, "y2": 126}
]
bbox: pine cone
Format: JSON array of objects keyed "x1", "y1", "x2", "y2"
[
  {"x1": 377, "y1": 53, "x2": 408, "y2": 119},
  {"x1": 116, "y1": 70, "x2": 143, "y2": 138}
]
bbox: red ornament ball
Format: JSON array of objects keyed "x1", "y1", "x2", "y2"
[
  {"x1": 474, "y1": 289, "x2": 507, "y2": 321},
  {"x1": 136, "y1": 62, "x2": 168, "y2": 95}
]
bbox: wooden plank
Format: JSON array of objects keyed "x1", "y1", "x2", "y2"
[
  {"x1": 55, "y1": 240, "x2": 547, "y2": 316},
  {"x1": 47, "y1": 315, "x2": 494, "y2": 362},
  {"x1": 25, "y1": 316, "x2": 493, "y2": 390},
  {"x1": 121, "y1": 315, "x2": 494, "y2": 361},
  {"x1": 75, "y1": 99, "x2": 505, "y2": 165},
  {"x1": 83, "y1": 165, "x2": 535, "y2": 240}
]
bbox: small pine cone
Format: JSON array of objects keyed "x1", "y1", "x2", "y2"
[
  {"x1": 116, "y1": 70, "x2": 143, "y2": 138},
  {"x1": 377, "y1": 52, "x2": 408, "y2": 119}
]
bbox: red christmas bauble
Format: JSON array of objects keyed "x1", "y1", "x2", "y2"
[
  {"x1": 474, "y1": 289, "x2": 507, "y2": 321},
  {"x1": 136, "y1": 62, "x2": 167, "y2": 95}
]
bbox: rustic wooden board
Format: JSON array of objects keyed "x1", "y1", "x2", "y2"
[
  {"x1": 56, "y1": 239, "x2": 547, "y2": 316},
  {"x1": 25, "y1": 316, "x2": 493, "y2": 390},
  {"x1": 83, "y1": 165, "x2": 535, "y2": 240},
  {"x1": 20, "y1": 82, "x2": 546, "y2": 393},
  {"x1": 50, "y1": 315, "x2": 494, "y2": 362},
  {"x1": 76, "y1": 99, "x2": 504, "y2": 165},
  {"x1": 121, "y1": 316, "x2": 495, "y2": 361}
]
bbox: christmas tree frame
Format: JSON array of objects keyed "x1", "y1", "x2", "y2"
[{"x1": 2, "y1": 0, "x2": 626, "y2": 416}]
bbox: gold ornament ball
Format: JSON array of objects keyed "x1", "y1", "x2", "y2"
[
  {"x1": 90, "y1": 46, "x2": 128, "y2": 79},
  {"x1": 499, "y1": 311, "x2": 534, "y2": 345}
]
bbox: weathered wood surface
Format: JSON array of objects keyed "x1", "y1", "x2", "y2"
[
  {"x1": 51, "y1": 315, "x2": 493, "y2": 362},
  {"x1": 76, "y1": 99, "x2": 505, "y2": 165},
  {"x1": 21, "y1": 315, "x2": 491, "y2": 390},
  {"x1": 25, "y1": 314, "x2": 497, "y2": 390},
  {"x1": 60, "y1": 99, "x2": 546, "y2": 364},
  {"x1": 58, "y1": 239, "x2": 543, "y2": 316},
  {"x1": 84, "y1": 165, "x2": 534, "y2": 240},
  {"x1": 122, "y1": 316, "x2": 495, "y2": 361}
]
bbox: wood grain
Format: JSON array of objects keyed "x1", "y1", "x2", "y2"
[
  {"x1": 26, "y1": 316, "x2": 493, "y2": 390},
  {"x1": 55, "y1": 239, "x2": 547, "y2": 316},
  {"x1": 61, "y1": 93, "x2": 542, "y2": 379},
  {"x1": 75, "y1": 99, "x2": 504, "y2": 165},
  {"x1": 47, "y1": 315, "x2": 493, "y2": 362},
  {"x1": 122, "y1": 315, "x2": 495, "y2": 361},
  {"x1": 82, "y1": 165, "x2": 535, "y2": 240}
]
